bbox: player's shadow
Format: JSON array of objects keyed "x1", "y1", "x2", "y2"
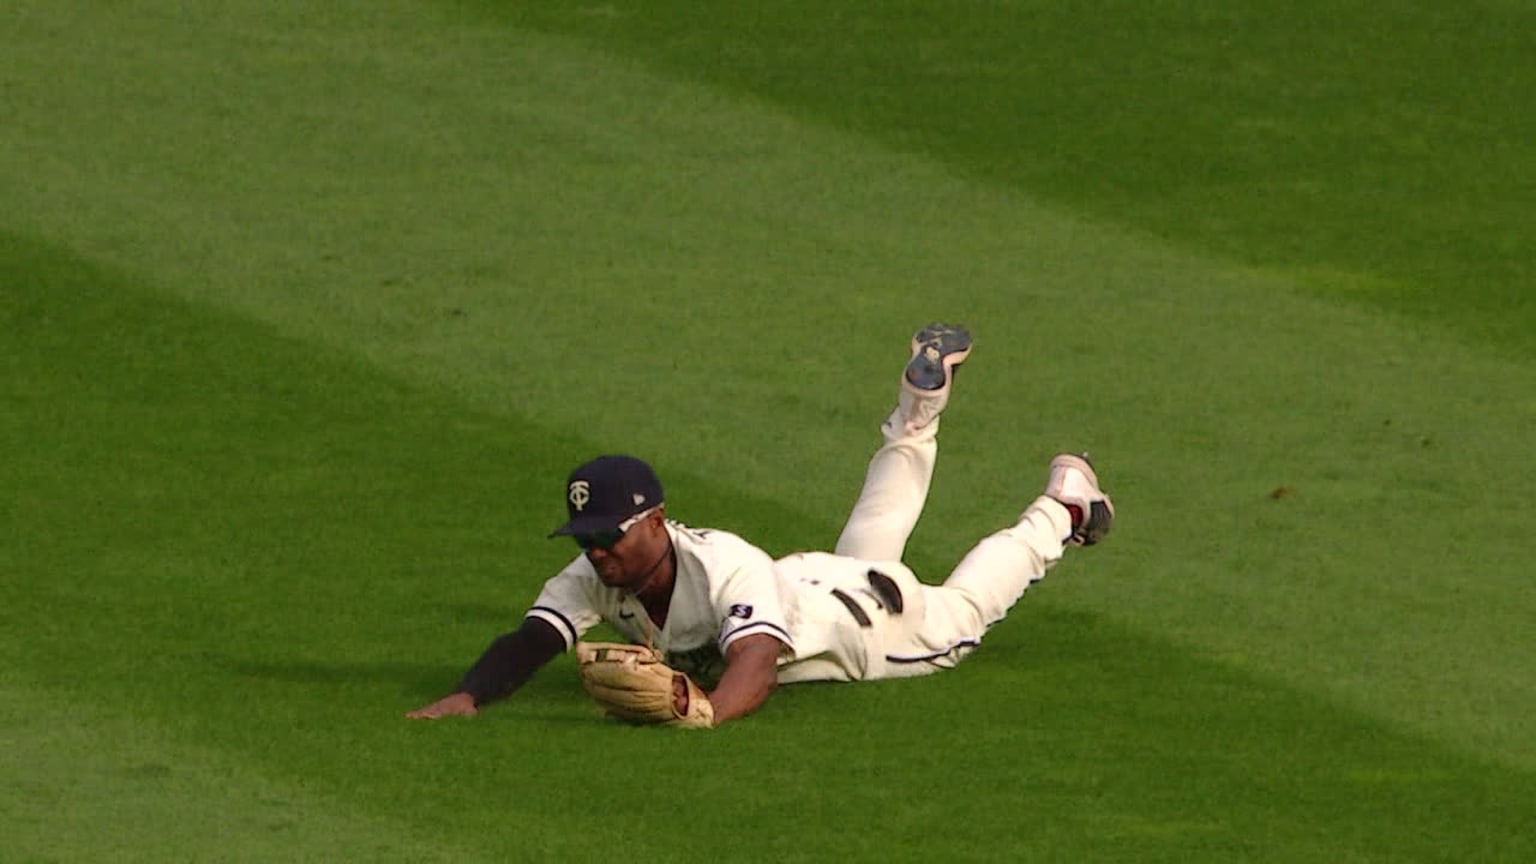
[
  {"x1": 195, "y1": 650, "x2": 595, "y2": 723},
  {"x1": 197, "y1": 652, "x2": 456, "y2": 698},
  {"x1": 423, "y1": 602, "x2": 522, "y2": 628},
  {"x1": 191, "y1": 602, "x2": 528, "y2": 698}
]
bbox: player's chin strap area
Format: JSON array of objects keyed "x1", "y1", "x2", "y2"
[{"x1": 631, "y1": 538, "x2": 677, "y2": 650}]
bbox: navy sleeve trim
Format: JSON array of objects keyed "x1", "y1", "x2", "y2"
[
  {"x1": 886, "y1": 638, "x2": 981, "y2": 664},
  {"x1": 526, "y1": 605, "x2": 579, "y2": 647},
  {"x1": 721, "y1": 620, "x2": 794, "y2": 650}
]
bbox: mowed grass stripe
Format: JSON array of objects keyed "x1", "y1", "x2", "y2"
[
  {"x1": 3, "y1": 0, "x2": 1535, "y2": 775},
  {"x1": 6, "y1": 236, "x2": 1536, "y2": 862},
  {"x1": 487, "y1": 0, "x2": 1536, "y2": 356},
  {"x1": 0, "y1": 685, "x2": 471, "y2": 864}
]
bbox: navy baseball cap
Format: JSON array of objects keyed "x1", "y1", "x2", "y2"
[{"x1": 549, "y1": 455, "x2": 665, "y2": 538}]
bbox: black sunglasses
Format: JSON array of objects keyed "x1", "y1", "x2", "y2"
[
  {"x1": 573, "y1": 529, "x2": 625, "y2": 551},
  {"x1": 572, "y1": 506, "x2": 659, "y2": 551}
]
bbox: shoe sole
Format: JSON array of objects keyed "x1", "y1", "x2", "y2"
[
  {"x1": 904, "y1": 323, "x2": 973, "y2": 392},
  {"x1": 1050, "y1": 453, "x2": 1114, "y2": 546}
]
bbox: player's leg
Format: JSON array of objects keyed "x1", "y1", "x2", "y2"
[
  {"x1": 834, "y1": 323, "x2": 972, "y2": 561},
  {"x1": 877, "y1": 454, "x2": 1114, "y2": 674},
  {"x1": 943, "y1": 454, "x2": 1113, "y2": 626}
]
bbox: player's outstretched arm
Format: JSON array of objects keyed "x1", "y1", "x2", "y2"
[
  {"x1": 406, "y1": 617, "x2": 565, "y2": 719},
  {"x1": 704, "y1": 633, "x2": 784, "y2": 725}
]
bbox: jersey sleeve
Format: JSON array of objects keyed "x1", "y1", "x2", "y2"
[
  {"x1": 711, "y1": 546, "x2": 794, "y2": 655},
  {"x1": 524, "y1": 557, "x2": 605, "y2": 650}
]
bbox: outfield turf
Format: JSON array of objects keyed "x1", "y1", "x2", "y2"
[{"x1": 3, "y1": 1, "x2": 1534, "y2": 861}]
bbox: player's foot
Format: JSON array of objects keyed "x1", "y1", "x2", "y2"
[
  {"x1": 1044, "y1": 453, "x2": 1114, "y2": 546},
  {"x1": 903, "y1": 323, "x2": 973, "y2": 395},
  {"x1": 899, "y1": 323, "x2": 972, "y2": 433}
]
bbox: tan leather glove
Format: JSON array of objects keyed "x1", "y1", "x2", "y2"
[{"x1": 575, "y1": 642, "x2": 715, "y2": 729}]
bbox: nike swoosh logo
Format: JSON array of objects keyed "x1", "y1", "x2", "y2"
[{"x1": 619, "y1": 610, "x2": 635, "y2": 619}]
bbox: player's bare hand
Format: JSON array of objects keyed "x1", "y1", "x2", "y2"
[{"x1": 406, "y1": 692, "x2": 478, "y2": 719}]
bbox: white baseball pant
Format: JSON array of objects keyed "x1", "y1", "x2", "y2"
[{"x1": 786, "y1": 397, "x2": 1072, "y2": 681}]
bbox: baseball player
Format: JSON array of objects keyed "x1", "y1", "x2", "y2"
[{"x1": 407, "y1": 323, "x2": 1113, "y2": 727}]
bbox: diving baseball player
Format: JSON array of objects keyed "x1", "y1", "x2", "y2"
[{"x1": 407, "y1": 323, "x2": 1114, "y2": 727}]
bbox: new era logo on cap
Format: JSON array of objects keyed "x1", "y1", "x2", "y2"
[{"x1": 549, "y1": 455, "x2": 664, "y2": 538}]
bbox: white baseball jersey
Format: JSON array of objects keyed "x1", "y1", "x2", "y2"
[
  {"x1": 527, "y1": 401, "x2": 1074, "y2": 688},
  {"x1": 526, "y1": 521, "x2": 795, "y2": 683},
  {"x1": 523, "y1": 516, "x2": 1065, "y2": 687}
]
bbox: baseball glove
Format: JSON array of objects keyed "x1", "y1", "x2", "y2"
[{"x1": 575, "y1": 642, "x2": 716, "y2": 729}]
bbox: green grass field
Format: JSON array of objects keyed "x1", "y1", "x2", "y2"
[{"x1": 4, "y1": 1, "x2": 1534, "y2": 861}]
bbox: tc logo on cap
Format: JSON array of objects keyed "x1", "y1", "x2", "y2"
[
  {"x1": 550, "y1": 454, "x2": 665, "y2": 539},
  {"x1": 568, "y1": 480, "x2": 591, "y2": 511}
]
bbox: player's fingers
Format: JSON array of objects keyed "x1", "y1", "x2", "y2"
[
  {"x1": 406, "y1": 700, "x2": 477, "y2": 719},
  {"x1": 673, "y1": 675, "x2": 688, "y2": 715}
]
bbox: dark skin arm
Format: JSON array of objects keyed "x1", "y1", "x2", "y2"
[
  {"x1": 406, "y1": 618, "x2": 565, "y2": 719},
  {"x1": 681, "y1": 633, "x2": 783, "y2": 725}
]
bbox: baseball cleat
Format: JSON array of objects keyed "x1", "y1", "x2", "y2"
[
  {"x1": 1044, "y1": 453, "x2": 1114, "y2": 546},
  {"x1": 903, "y1": 323, "x2": 973, "y2": 396}
]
